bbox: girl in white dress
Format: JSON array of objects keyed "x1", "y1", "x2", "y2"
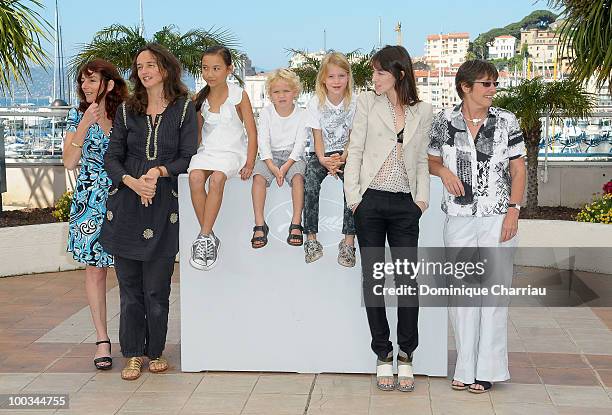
[{"x1": 188, "y1": 46, "x2": 257, "y2": 270}]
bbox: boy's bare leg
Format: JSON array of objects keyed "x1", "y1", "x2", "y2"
[
  {"x1": 251, "y1": 175, "x2": 268, "y2": 245},
  {"x1": 290, "y1": 175, "x2": 305, "y2": 236}
]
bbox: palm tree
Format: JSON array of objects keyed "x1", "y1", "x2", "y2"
[
  {"x1": 0, "y1": 0, "x2": 50, "y2": 94},
  {"x1": 548, "y1": 0, "x2": 612, "y2": 91},
  {"x1": 287, "y1": 49, "x2": 373, "y2": 92},
  {"x1": 70, "y1": 24, "x2": 242, "y2": 78},
  {"x1": 493, "y1": 77, "x2": 594, "y2": 211}
]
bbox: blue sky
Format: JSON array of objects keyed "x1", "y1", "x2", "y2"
[{"x1": 40, "y1": 0, "x2": 556, "y2": 70}]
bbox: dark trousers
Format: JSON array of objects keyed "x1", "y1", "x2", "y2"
[
  {"x1": 354, "y1": 189, "x2": 421, "y2": 360},
  {"x1": 303, "y1": 152, "x2": 356, "y2": 235},
  {"x1": 114, "y1": 255, "x2": 175, "y2": 359}
]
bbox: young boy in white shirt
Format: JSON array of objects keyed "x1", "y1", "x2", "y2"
[{"x1": 251, "y1": 69, "x2": 309, "y2": 248}]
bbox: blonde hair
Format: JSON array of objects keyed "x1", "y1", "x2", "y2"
[
  {"x1": 266, "y1": 68, "x2": 302, "y2": 97},
  {"x1": 315, "y1": 52, "x2": 353, "y2": 110}
]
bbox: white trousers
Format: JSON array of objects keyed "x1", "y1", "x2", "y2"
[{"x1": 444, "y1": 215, "x2": 518, "y2": 384}]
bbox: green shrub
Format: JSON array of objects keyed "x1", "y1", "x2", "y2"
[
  {"x1": 576, "y1": 193, "x2": 612, "y2": 224},
  {"x1": 52, "y1": 191, "x2": 73, "y2": 222}
]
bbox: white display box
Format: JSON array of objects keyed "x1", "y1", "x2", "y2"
[{"x1": 179, "y1": 174, "x2": 447, "y2": 375}]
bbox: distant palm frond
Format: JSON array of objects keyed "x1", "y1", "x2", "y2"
[
  {"x1": 547, "y1": 0, "x2": 612, "y2": 91},
  {"x1": 493, "y1": 77, "x2": 594, "y2": 210},
  {"x1": 70, "y1": 24, "x2": 242, "y2": 80},
  {"x1": 0, "y1": 0, "x2": 51, "y2": 94},
  {"x1": 286, "y1": 48, "x2": 374, "y2": 92},
  {"x1": 69, "y1": 25, "x2": 144, "y2": 76}
]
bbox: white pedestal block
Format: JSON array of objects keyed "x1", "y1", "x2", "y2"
[{"x1": 179, "y1": 174, "x2": 447, "y2": 375}]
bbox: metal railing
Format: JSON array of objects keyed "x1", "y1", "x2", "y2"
[
  {"x1": 539, "y1": 111, "x2": 612, "y2": 161},
  {"x1": 0, "y1": 106, "x2": 70, "y2": 160},
  {"x1": 0, "y1": 105, "x2": 611, "y2": 162}
]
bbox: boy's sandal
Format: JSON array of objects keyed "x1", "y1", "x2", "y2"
[
  {"x1": 149, "y1": 357, "x2": 169, "y2": 373},
  {"x1": 396, "y1": 353, "x2": 415, "y2": 392},
  {"x1": 250, "y1": 223, "x2": 269, "y2": 249},
  {"x1": 287, "y1": 224, "x2": 304, "y2": 246},
  {"x1": 451, "y1": 380, "x2": 472, "y2": 390},
  {"x1": 93, "y1": 339, "x2": 112, "y2": 370},
  {"x1": 121, "y1": 357, "x2": 143, "y2": 381},
  {"x1": 468, "y1": 380, "x2": 492, "y2": 394},
  {"x1": 376, "y1": 355, "x2": 395, "y2": 391}
]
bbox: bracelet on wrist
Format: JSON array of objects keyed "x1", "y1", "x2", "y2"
[{"x1": 70, "y1": 142, "x2": 83, "y2": 148}]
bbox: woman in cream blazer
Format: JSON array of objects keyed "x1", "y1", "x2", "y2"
[{"x1": 344, "y1": 45, "x2": 433, "y2": 393}]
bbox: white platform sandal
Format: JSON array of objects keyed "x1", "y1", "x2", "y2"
[
  {"x1": 396, "y1": 350, "x2": 415, "y2": 392},
  {"x1": 376, "y1": 352, "x2": 395, "y2": 391}
]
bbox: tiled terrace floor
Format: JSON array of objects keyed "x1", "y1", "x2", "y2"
[{"x1": 0, "y1": 266, "x2": 611, "y2": 414}]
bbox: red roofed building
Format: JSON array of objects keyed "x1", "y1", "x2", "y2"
[{"x1": 424, "y1": 32, "x2": 470, "y2": 70}]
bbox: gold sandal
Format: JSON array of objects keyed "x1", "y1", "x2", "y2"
[
  {"x1": 121, "y1": 357, "x2": 143, "y2": 381},
  {"x1": 149, "y1": 357, "x2": 168, "y2": 373}
]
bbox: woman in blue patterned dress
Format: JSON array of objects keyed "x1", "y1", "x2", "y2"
[{"x1": 63, "y1": 59, "x2": 128, "y2": 370}]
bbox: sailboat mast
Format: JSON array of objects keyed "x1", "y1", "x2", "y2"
[{"x1": 139, "y1": 0, "x2": 145, "y2": 36}]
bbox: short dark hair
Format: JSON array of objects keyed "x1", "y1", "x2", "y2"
[
  {"x1": 371, "y1": 45, "x2": 420, "y2": 106},
  {"x1": 455, "y1": 60, "x2": 498, "y2": 99}
]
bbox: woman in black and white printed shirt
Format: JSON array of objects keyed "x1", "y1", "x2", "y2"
[{"x1": 428, "y1": 60, "x2": 526, "y2": 394}]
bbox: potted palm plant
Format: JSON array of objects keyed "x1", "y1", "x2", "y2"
[{"x1": 493, "y1": 77, "x2": 594, "y2": 213}]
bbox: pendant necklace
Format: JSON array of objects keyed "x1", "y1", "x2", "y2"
[{"x1": 463, "y1": 109, "x2": 486, "y2": 126}]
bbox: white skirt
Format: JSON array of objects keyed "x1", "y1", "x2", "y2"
[{"x1": 188, "y1": 148, "x2": 246, "y2": 179}]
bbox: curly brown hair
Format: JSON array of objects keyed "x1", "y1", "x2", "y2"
[
  {"x1": 127, "y1": 43, "x2": 189, "y2": 114},
  {"x1": 76, "y1": 59, "x2": 128, "y2": 120}
]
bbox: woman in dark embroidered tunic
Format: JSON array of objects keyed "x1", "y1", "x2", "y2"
[{"x1": 100, "y1": 43, "x2": 197, "y2": 380}]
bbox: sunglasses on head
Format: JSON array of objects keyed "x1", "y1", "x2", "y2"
[{"x1": 473, "y1": 81, "x2": 499, "y2": 87}]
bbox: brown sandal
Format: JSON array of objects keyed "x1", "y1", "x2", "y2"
[
  {"x1": 121, "y1": 357, "x2": 143, "y2": 381},
  {"x1": 149, "y1": 357, "x2": 169, "y2": 373}
]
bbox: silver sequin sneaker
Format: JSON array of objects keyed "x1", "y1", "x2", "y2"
[
  {"x1": 304, "y1": 239, "x2": 323, "y2": 263},
  {"x1": 337, "y1": 240, "x2": 356, "y2": 267},
  {"x1": 202, "y1": 232, "x2": 220, "y2": 271},
  {"x1": 190, "y1": 234, "x2": 208, "y2": 270}
]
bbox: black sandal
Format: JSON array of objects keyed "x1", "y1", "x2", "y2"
[
  {"x1": 451, "y1": 380, "x2": 472, "y2": 390},
  {"x1": 468, "y1": 380, "x2": 492, "y2": 393},
  {"x1": 93, "y1": 340, "x2": 112, "y2": 370},
  {"x1": 287, "y1": 224, "x2": 303, "y2": 246},
  {"x1": 251, "y1": 223, "x2": 269, "y2": 249}
]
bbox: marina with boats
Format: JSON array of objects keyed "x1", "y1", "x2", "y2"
[
  {"x1": 1, "y1": 104, "x2": 610, "y2": 161},
  {"x1": 0, "y1": 105, "x2": 68, "y2": 159}
]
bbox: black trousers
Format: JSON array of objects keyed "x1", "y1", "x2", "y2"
[
  {"x1": 354, "y1": 189, "x2": 421, "y2": 360},
  {"x1": 114, "y1": 255, "x2": 175, "y2": 359}
]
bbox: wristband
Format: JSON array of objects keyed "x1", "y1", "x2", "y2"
[{"x1": 70, "y1": 142, "x2": 83, "y2": 148}]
